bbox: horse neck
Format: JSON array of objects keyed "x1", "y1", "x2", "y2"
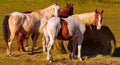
[
  {"x1": 72, "y1": 12, "x2": 95, "y2": 25},
  {"x1": 42, "y1": 5, "x2": 55, "y2": 18}
]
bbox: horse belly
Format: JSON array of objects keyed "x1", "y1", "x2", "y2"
[{"x1": 22, "y1": 21, "x2": 40, "y2": 33}]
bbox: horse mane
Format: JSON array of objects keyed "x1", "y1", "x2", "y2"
[
  {"x1": 22, "y1": 11, "x2": 32, "y2": 14},
  {"x1": 42, "y1": 3, "x2": 57, "y2": 12}
]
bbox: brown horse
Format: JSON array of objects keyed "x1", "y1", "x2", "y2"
[{"x1": 17, "y1": 3, "x2": 74, "y2": 52}]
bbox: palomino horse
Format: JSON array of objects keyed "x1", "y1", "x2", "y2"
[
  {"x1": 17, "y1": 3, "x2": 74, "y2": 52},
  {"x1": 42, "y1": 10, "x2": 103, "y2": 62},
  {"x1": 2, "y1": 3, "x2": 60, "y2": 56}
]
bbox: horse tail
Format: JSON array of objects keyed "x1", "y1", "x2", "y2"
[{"x1": 2, "y1": 14, "x2": 10, "y2": 47}]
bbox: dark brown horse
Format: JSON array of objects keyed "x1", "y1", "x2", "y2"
[{"x1": 17, "y1": 3, "x2": 74, "y2": 52}]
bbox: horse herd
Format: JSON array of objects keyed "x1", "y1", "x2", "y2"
[{"x1": 2, "y1": 3, "x2": 103, "y2": 62}]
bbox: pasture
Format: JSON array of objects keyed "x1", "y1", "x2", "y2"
[{"x1": 0, "y1": 0, "x2": 120, "y2": 65}]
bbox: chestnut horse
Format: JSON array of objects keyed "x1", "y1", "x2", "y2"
[
  {"x1": 17, "y1": 3, "x2": 74, "y2": 52},
  {"x1": 42, "y1": 10, "x2": 103, "y2": 62},
  {"x1": 2, "y1": 3, "x2": 60, "y2": 56}
]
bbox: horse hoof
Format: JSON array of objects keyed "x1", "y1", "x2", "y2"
[
  {"x1": 43, "y1": 49, "x2": 47, "y2": 52},
  {"x1": 34, "y1": 47, "x2": 39, "y2": 50},
  {"x1": 69, "y1": 54, "x2": 72, "y2": 59},
  {"x1": 47, "y1": 57, "x2": 53, "y2": 62},
  {"x1": 8, "y1": 54, "x2": 12, "y2": 57},
  {"x1": 78, "y1": 58, "x2": 82, "y2": 61},
  {"x1": 49, "y1": 60, "x2": 53, "y2": 63},
  {"x1": 69, "y1": 54, "x2": 76, "y2": 59},
  {"x1": 25, "y1": 47, "x2": 30, "y2": 52},
  {"x1": 48, "y1": 59, "x2": 53, "y2": 63}
]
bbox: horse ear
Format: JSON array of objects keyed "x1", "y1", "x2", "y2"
[
  {"x1": 70, "y1": 2, "x2": 74, "y2": 6},
  {"x1": 70, "y1": 3, "x2": 74, "y2": 7},
  {"x1": 66, "y1": 3, "x2": 68, "y2": 6},
  {"x1": 101, "y1": 10, "x2": 104, "y2": 14},
  {"x1": 55, "y1": 1, "x2": 60, "y2": 6},
  {"x1": 95, "y1": 9, "x2": 98, "y2": 13},
  {"x1": 58, "y1": 0, "x2": 60, "y2": 5}
]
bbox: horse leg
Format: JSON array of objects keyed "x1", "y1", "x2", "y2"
[
  {"x1": 30, "y1": 33, "x2": 39, "y2": 54},
  {"x1": 42, "y1": 27, "x2": 49, "y2": 52},
  {"x1": 20, "y1": 37, "x2": 25, "y2": 52},
  {"x1": 17, "y1": 34, "x2": 21, "y2": 52},
  {"x1": 70, "y1": 40, "x2": 78, "y2": 59},
  {"x1": 31, "y1": 34, "x2": 39, "y2": 50},
  {"x1": 42, "y1": 35, "x2": 47, "y2": 52},
  {"x1": 7, "y1": 32, "x2": 15, "y2": 56},
  {"x1": 25, "y1": 34, "x2": 29, "y2": 51},
  {"x1": 17, "y1": 33, "x2": 26, "y2": 52},
  {"x1": 46, "y1": 28, "x2": 57, "y2": 62},
  {"x1": 47, "y1": 36, "x2": 55, "y2": 62},
  {"x1": 77, "y1": 34, "x2": 84, "y2": 61}
]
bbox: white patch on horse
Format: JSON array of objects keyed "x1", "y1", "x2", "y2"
[
  {"x1": 62, "y1": 18, "x2": 74, "y2": 36},
  {"x1": 8, "y1": 42, "x2": 12, "y2": 46},
  {"x1": 97, "y1": 15, "x2": 101, "y2": 29}
]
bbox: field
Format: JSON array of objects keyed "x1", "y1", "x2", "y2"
[{"x1": 0, "y1": 0, "x2": 120, "y2": 65}]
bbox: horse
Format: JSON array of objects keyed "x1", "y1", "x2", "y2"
[
  {"x1": 16, "y1": 11, "x2": 32, "y2": 52},
  {"x1": 41, "y1": 10, "x2": 104, "y2": 62},
  {"x1": 2, "y1": 3, "x2": 60, "y2": 56},
  {"x1": 17, "y1": 3, "x2": 74, "y2": 52}
]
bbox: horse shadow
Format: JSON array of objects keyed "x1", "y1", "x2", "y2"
[
  {"x1": 112, "y1": 47, "x2": 120, "y2": 57},
  {"x1": 68, "y1": 25, "x2": 116, "y2": 57},
  {"x1": 27, "y1": 47, "x2": 43, "y2": 55}
]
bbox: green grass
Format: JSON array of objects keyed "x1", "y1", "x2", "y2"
[{"x1": 0, "y1": 0, "x2": 120, "y2": 65}]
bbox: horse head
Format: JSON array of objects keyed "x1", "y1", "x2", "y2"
[
  {"x1": 59, "y1": 3, "x2": 74, "y2": 18},
  {"x1": 67, "y1": 3, "x2": 74, "y2": 16},
  {"x1": 94, "y1": 9, "x2": 104, "y2": 30},
  {"x1": 52, "y1": 3, "x2": 60, "y2": 17}
]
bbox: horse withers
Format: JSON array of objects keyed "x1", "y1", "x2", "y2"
[
  {"x1": 2, "y1": 3, "x2": 60, "y2": 56},
  {"x1": 42, "y1": 10, "x2": 103, "y2": 62}
]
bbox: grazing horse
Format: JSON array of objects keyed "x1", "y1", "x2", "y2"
[
  {"x1": 42, "y1": 10, "x2": 103, "y2": 62},
  {"x1": 17, "y1": 3, "x2": 74, "y2": 52},
  {"x1": 2, "y1": 3, "x2": 60, "y2": 56}
]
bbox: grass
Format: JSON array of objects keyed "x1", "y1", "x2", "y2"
[{"x1": 0, "y1": 0, "x2": 120, "y2": 65}]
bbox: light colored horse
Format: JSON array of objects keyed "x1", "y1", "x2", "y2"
[
  {"x1": 16, "y1": 3, "x2": 74, "y2": 52},
  {"x1": 2, "y1": 3, "x2": 60, "y2": 56},
  {"x1": 42, "y1": 10, "x2": 103, "y2": 62}
]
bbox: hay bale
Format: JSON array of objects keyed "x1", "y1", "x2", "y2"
[{"x1": 53, "y1": 25, "x2": 116, "y2": 57}]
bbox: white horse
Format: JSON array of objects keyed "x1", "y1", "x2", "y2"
[
  {"x1": 2, "y1": 3, "x2": 60, "y2": 56},
  {"x1": 42, "y1": 10, "x2": 104, "y2": 62}
]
